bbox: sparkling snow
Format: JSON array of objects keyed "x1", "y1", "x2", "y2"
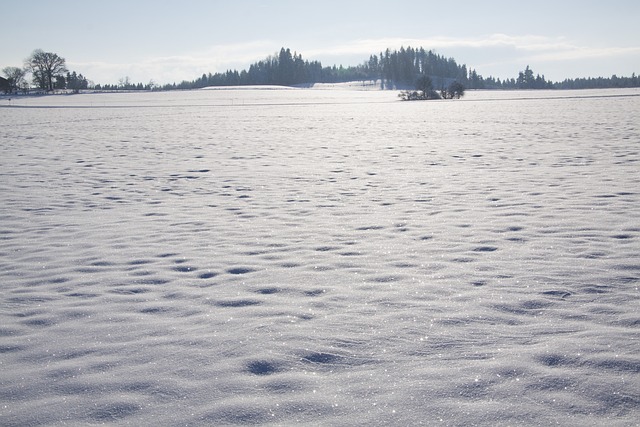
[{"x1": 1, "y1": 88, "x2": 638, "y2": 425}]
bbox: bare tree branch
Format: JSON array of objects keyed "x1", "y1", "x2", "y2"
[{"x1": 26, "y1": 49, "x2": 68, "y2": 91}]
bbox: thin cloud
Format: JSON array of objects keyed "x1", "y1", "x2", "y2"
[
  {"x1": 70, "y1": 41, "x2": 281, "y2": 85},
  {"x1": 304, "y1": 35, "x2": 560, "y2": 56},
  {"x1": 306, "y1": 34, "x2": 628, "y2": 57},
  {"x1": 527, "y1": 45, "x2": 640, "y2": 62}
]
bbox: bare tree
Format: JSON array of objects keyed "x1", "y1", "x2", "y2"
[
  {"x1": 26, "y1": 49, "x2": 67, "y2": 91},
  {"x1": 2, "y1": 67, "x2": 27, "y2": 94},
  {"x1": 118, "y1": 76, "x2": 131, "y2": 89}
]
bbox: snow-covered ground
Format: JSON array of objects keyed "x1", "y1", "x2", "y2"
[{"x1": 1, "y1": 88, "x2": 638, "y2": 426}]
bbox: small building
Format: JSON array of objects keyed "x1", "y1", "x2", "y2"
[{"x1": 0, "y1": 76, "x2": 10, "y2": 93}]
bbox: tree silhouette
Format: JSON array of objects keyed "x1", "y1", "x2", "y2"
[
  {"x1": 26, "y1": 49, "x2": 67, "y2": 91},
  {"x1": 399, "y1": 74, "x2": 443, "y2": 100},
  {"x1": 416, "y1": 75, "x2": 433, "y2": 94},
  {"x1": 441, "y1": 81, "x2": 465, "y2": 99},
  {"x1": 2, "y1": 66, "x2": 27, "y2": 94}
]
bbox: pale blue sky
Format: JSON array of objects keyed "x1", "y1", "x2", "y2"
[{"x1": 2, "y1": 0, "x2": 639, "y2": 85}]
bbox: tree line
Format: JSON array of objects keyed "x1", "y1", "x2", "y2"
[
  {"x1": 2, "y1": 49, "x2": 89, "y2": 94},
  {"x1": 155, "y1": 47, "x2": 470, "y2": 90},
  {"x1": 150, "y1": 47, "x2": 639, "y2": 92},
  {"x1": 2, "y1": 47, "x2": 639, "y2": 94},
  {"x1": 465, "y1": 65, "x2": 639, "y2": 90}
]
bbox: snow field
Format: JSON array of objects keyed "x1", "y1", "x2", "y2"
[{"x1": 0, "y1": 88, "x2": 638, "y2": 425}]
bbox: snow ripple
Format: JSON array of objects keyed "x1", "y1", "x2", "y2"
[{"x1": 1, "y1": 89, "x2": 638, "y2": 426}]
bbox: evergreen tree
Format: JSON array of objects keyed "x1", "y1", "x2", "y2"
[{"x1": 54, "y1": 75, "x2": 66, "y2": 89}]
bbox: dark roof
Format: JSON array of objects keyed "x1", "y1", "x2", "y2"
[{"x1": 0, "y1": 76, "x2": 10, "y2": 90}]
